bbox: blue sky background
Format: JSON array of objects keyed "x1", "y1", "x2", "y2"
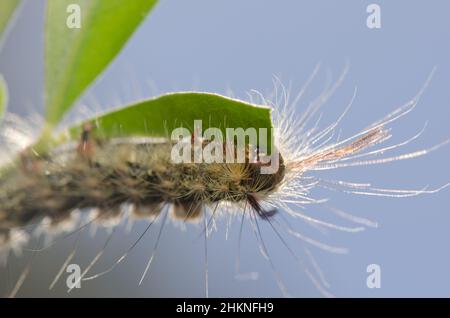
[{"x1": 1, "y1": 0, "x2": 450, "y2": 297}]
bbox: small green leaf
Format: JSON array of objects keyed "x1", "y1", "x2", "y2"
[
  {"x1": 66, "y1": 92, "x2": 273, "y2": 151},
  {"x1": 0, "y1": 0, "x2": 20, "y2": 37},
  {"x1": 45, "y1": 0, "x2": 158, "y2": 127},
  {"x1": 0, "y1": 74, "x2": 8, "y2": 123}
]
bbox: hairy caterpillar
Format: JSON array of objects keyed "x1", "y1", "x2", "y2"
[
  {"x1": 0, "y1": 137, "x2": 287, "y2": 230},
  {"x1": 0, "y1": 67, "x2": 448, "y2": 297}
]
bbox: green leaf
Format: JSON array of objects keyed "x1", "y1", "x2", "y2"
[
  {"x1": 45, "y1": 0, "x2": 158, "y2": 127},
  {"x1": 0, "y1": 0, "x2": 20, "y2": 37},
  {"x1": 65, "y1": 92, "x2": 273, "y2": 151},
  {"x1": 0, "y1": 74, "x2": 8, "y2": 123}
]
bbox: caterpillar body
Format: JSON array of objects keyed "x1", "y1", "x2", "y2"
[
  {"x1": 0, "y1": 137, "x2": 286, "y2": 232},
  {"x1": 0, "y1": 109, "x2": 390, "y2": 243}
]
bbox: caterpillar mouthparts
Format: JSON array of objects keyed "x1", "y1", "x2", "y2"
[{"x1": 0, "y1": 136, "x2": 286, "y2": 242}]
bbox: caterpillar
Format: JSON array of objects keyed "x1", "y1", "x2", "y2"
[
  {"x1": 0, "y1": 69, "x2": 448, "y2": 297},
  {"x1": 0, "y1": 136, "x2": 287, "y2": 230}
]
